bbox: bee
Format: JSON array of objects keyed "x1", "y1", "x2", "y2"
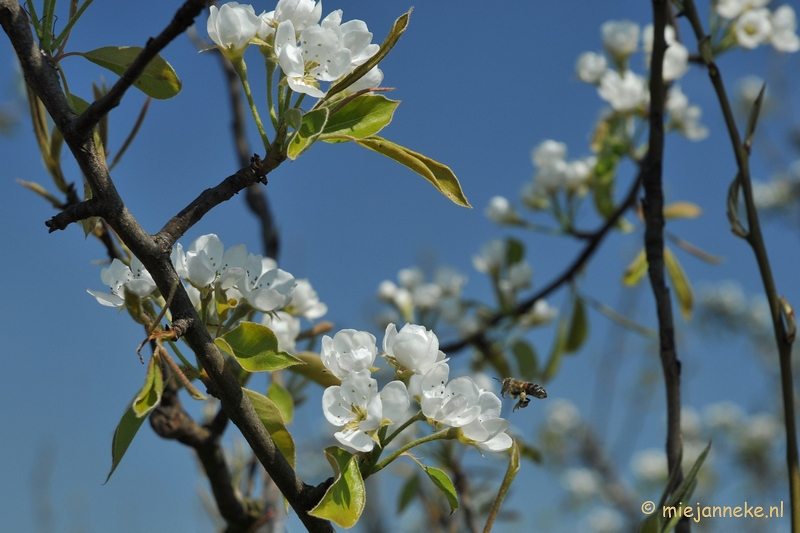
[{"x1": 495, "y1": 377, "x2": 547, "y2": 412}]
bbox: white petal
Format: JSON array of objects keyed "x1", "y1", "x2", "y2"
[
  {"x1": 87, "y1": 289, "x2": 124, "y2": 307},
  {"x1": 322, "y1": 386, "x2": 350, "y2": 426},
  {"x1": 334, "y1": 427, "x2": 375, "y2": 452},
  {"x1": 379, "y1": 381, "x2": 410, "y2": 422}
]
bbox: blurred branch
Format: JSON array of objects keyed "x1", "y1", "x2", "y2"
[
  {"x1": 641, "y1": 7, "x2": 687, "y2": 533},
  {"x1": 682, "y1": 0, "x2": 800, "y2": 529},
  {"x1": 215, "y1": 44, "x2": 280, "y2": 260},
  {"x1": 440, "y1": 161, "x2": 644, "y2": 355},
  {"x1": 150, "y1": 383, "x2": 256, "y2": 530},
  {"x1": 0, "y1": 2, "x2": 333, "y2": 530}
]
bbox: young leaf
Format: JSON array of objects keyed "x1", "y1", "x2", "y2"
[
  {"x1": 326, "y1": 9, "x2": 411, "y2": 100},
  {"x1": 267, "y1": 380, "x2": 294, "y2": 424},
  {"x1": 505, "y1": 237, "x2": 525, "y2": 266},
  {"x1": 105, "y1": 402, "x2": 148, "y2": 484},
  {"x1": 132, "y1": 354, "x2": 164, "y2": 418},
  {"x1": 511, "y1": 339, "x2": 538, "y2": 381},
  {"x1": 309, "y1": 447, "x2": 366, "y2": 528},
  {"x1": 663, "y1": 201, "x2": 701, "y2": 219},
  {"x1": 622, "y1": 248, "x2": 648, "y2": 286},
  {"x1": 564, "y1": 295, "x2": 589, "y2": 354},
  {"x1": 286, "y1": 108, "x2": 329, "y2": 160},
  {"x1": 75, "y1": 47, "x2": 181, "y2": 99},
  {"x1": 288, "y1": 351, "x2": 342, "y2": 388},
  {"x1": 216, "y1": 322, "x2": 304, "y2": 372},
  {"x1": 355, "y1": 136, "x2": 470, "y2": 207},
  {"x1": 320, "y1": 94, "x2": 399, "y2": 142},
  {"x1": 408, "y1": 456, "x2": 458, "y2": 514},
  {"x1": 397, "y1": 472, "x2": 420, "y2": 513},
  {"x1": 664, "y1": 247, "x2": 694, "y2": 320},
  {"x1": 242, "y1": 389, "x2": 296, "y2": 469},
  {"x1": 541, "y1": 318, "x2": 567, "y2": 382}
]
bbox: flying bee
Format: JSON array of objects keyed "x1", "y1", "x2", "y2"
[{"x1": 495, "y1": 377, "x2": 547, "y2": 412}]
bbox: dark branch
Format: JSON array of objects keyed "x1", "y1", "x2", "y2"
[
  {"x1": 154, "y1": 151, "x2": 285, "y2": 250},
  {"x1": 440, "y1": 166, "x2": 644, "y2": 354},
  {"x1": 642, "y1": 3, "x2": 686, "y2": 532},
  {"x1": 151, "y1": 383, "x2": 255, "y2": 528},
  {"x1": 45, "y1": 197, "x2": 103, "y2": 232},
  {"x1": 73, "y1": 0, "x2": 209, "y2": 136}
]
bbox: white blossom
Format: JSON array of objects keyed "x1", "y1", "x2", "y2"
[
  {"x1": 598, "y1": 70, "x2": 648, "y2": 111},
  {"x1": 716, "y1": 0, "x2": 769, "y2": 20},
  {"x1": 601, "y1": 20, "x2": 640, "y2": 61},
  {"x1": 207, "y1": 2, "x2": 262, "y2": 60},
  {"x1": 485, "y1": 196, "x2": 521, "y2": 224},
  {"x1": 322, "y1": 370, "x2": 409, "y2": 452},
  {"x1": 642, "y1": 24, "x2": 688, "y2": 81},
  {"x1": 321, "y1": 329, "x2": 378, "y2": 379},
  {"x1": 576, "y1": 51, "x2": 607, "y2": 83},
  {"x1": 735, "y1": 8, "x2": 773, "y2": 49},
  {"x1": 285, "y1": 279, "x2": 327, "y2": 320},
  {"x1": 383, "y1": 324, "x2": 446, "y2": 394},
  {"x1": 472, "y1": 239, "x2": 507, "y2": 274},
  {"x1": 261, "y1": 311, "x2": 300, "y2": 352},
  {"x1": 771, "y1": 5, "x2": 800, "y2": 52},
  {"x1": 88, "y1": 256, "x2": 157, "y2": 307},
  {"x1": 631, "y1": 448, "x2": 668, "y2": 483}
]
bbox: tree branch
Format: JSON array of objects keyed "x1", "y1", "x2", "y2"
[
  {"x1": 642, "y1": 4, "x2": 687, "y2": 533},
  {"x1": 2, "y1": 2, "x2": 333, "y2": 530}
]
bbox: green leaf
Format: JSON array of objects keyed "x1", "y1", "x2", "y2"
[
  {"x1": 623, "y1": 248, "x2": 648, "y2": 286},
  {"x1": 242, "y1": 389, "x2": 296, "y2": 469},
  {"x1": 286, "y1": 108, "x2": 329, "y2": 160},
  {"x1": 106, "y1": 355, "x2": 163, "y2": 484},
  {"x1": 505, "y1": 237, "x2": 525, "y2": 266},
  {"x1": 408, "y1": 456, "x2": 458, "y2": 514},
  {"x1": 216, "y1": 322, "x2": 305, "y2": 372},
  {"x1": 326, "y1": 9, "x2": 411, "y2": 100},
  {"x1": 132, "y1": 354, "x2": 163, "y2": 417},
  {"x1": 67, "y1": 93, "x2": 90, "y2": 115},
  {"x1": 663, "y1": 201, "x2": 701, "y2": 219},
  {"x1": 397, "y1": 472, "x2": 420, "y2": 513},
  {"x1": 511, "y1": 339, "x2": 538, "y2": 381},
  {"x1": 105, "y1": 402, "x2": 147, "y2": 484},
  {"x1": 320, "y1": 94, "x2": 399, "y2": 142},
  {"x1": 661, "y1": 442, "x2": 712, "y2": 532},
  {"x1": 289, "y1": 351, "x2": 342, "y2": 388},
  {"x1": 664, "y1": 247, "x2": 694, "y2": 320},
  {"x1": 267, "y1": 380, "x2": 294, "y2": 424},
  {"x1": 541, "y1": 318, "x2": 567, "y2": 382},
  {"x1": 75, "y1": 46, "x2": 181, "y2": 99},
  {"x1": 354, "y1": 136, "x2": 470, "y2": 207},
  {"x1": 309, "y1": 447, "x2": 366, "y2": 528},
  {"x1": 564, "y1": 295, "x2": 589, "y2": 354}
]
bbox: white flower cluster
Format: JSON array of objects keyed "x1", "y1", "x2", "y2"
[
  {"x1": 89, "y1": 234, "x2": 327, "y2": 352},
  {"x1": 523, "y1": 140, "x2": 596, "y2": 200},
  {"x1": 207, "y1": 0, "x2": 383, "y2": 98},
  {"x1": 377, "y1": 266, "x2": 468, "y2": 326},
  {"x1": 576, "y1": 21, "x2": 708, "y2": 140},
  {"x1": 716, "y1": 0, "x2": 800, "y2": 51},
  {"x1": 320, "y1": 323, "x2": 513, "y2": 453}
]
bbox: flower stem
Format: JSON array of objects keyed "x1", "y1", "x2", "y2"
[
  {"x1": 264, "y1": 57, "x2": 279, "y2": 131},
  {"x1": 369, "y1": 427, "x2": 458, "y2": 476},
  {"x1": 232, "y1": 57, "x2": 270, "y2": 153},
  {"x1": 382, "y1": 410, "x2": 425, "y2": 448}
]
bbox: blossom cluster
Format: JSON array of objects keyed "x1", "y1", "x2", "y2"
[
  {"x1": 521, "y1": 140, "x2": 596, "y2": 201},
  {"x1": 88, "y1": 234, "x2": 327, "y2": 350},
  {"x1": 377, "y1": 266, "x2": 467, "y2": 327},
  {"x1": 716, "y1": 0, "x2": 799, "y2": 51},
  {"x1": 207, "y1": 0, "x2": 383, "y2": 99},
  {"x1": 576, "y1": 21, "x2": 708, "y2": 140},
  {"x1": 320, "y1": 323, "x2": 513, "y2": 453}
]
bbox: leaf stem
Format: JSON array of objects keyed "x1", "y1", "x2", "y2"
[{"x1": 370, "y1": 427, "x2": 457, "y2": 475}]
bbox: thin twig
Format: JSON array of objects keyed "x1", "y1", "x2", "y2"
[{"x1": 681, "y1": 0, "x2": 800, "y2": 529}]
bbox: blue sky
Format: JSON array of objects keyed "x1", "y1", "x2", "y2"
[{"x1": 2, "y1": 1, "x2": 800, "y2": 532}]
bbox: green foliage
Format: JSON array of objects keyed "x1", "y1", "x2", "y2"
[
  {"x1": 408, "y1": 456, "x2": 459, "y2": 514},
  {"x1": 286, "y1": 108, "x2": 329, "y2": 160},
  {"x1": 215, "y1": 322, "x2": 304, "y2": 372},
  {"x1": 664, "y1": 247, "x2": 694, "y2": 320},
  {"x1": 242, "y1": 389, "x2": 297, "y2": 469},
  {"x1": 564, "y1": 295, "x2": 589, "y2": 353},
  {"x1": 267, "y1": 380, "x2": 294, "y2": 424},
  {"x1": 75, "y1": 47, "x2": 182, "y2": 99},
  {"x1": 309, "y1": 447, "x2": 367, "y2": 528},
  {"x1": 106, "y1": 355, "x2": 163, "y2": 483},
  {"x1": 320, "y1": 94, "x2": 399, "y2": 142},
  {"x1": 355, "y1": 136, "x2": 471, "y2": 207},
  {"x1": 511, "y1": 339, "x2": 538, "y2": 381}
]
